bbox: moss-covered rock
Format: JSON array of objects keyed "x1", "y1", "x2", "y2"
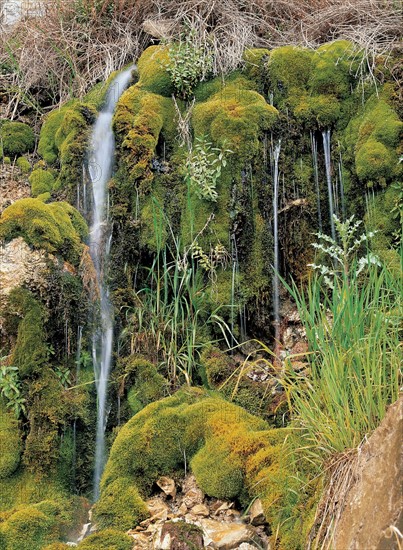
[
  {"x1": 136, "y1": 45, "x2": 174, "y2": 97},
  {"x1": 0, "y1": 198, "x2": 87, "y2": 265},
  {"x1": 97, "y1": 388, "x2": 283, "y2": 529},
  {"x1": 29, "y1": 169, "x2": 56, "y2": 196},
  {"x1": 0, "y1": 122, "x2": 35, "y2": 157},
  {"x1": 0, "y1": 506, "x2": 57, "y2": 550},
  {"x1": 0, "y1": 402, "x2": 22, "y2": 478},
  {"x1": 77, "y1": 529, "x2": 133, "y2": 550}
]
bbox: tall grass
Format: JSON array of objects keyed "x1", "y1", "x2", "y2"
[{"x1": 283, "y1": 260, "x2": 402, "y2": 460}]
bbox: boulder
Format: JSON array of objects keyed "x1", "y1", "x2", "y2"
[{"x1": 200, "y1": 518, "x2": 257, "y2": 550}]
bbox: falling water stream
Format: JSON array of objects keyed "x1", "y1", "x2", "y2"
[
  {"x1": 87, "y1": 66, "x2": 134, "y2": 501},
  {"x1": 322, "y1": 129, "x2": 336, "y2": 240},
  {"x1": 272, "y1": 140, "x2": 281, "y2": 343}
]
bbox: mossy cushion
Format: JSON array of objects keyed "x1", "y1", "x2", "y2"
[{"x1": 0, "y1": 121, "x2": 35, "y2": 157}]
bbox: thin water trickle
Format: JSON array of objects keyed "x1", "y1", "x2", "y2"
[
  {"x1": 322, "y1": 129, "x2": 336, "y2": 240},
  {"x1": 271, "y1": 140, "x2": 281, "y2": 343},
  {"x1": 310, "y1": 131, "x2": 322, "y2": 232},
  {"x1": 87, "y1": 65, "x2": 134, "y2": 501}
]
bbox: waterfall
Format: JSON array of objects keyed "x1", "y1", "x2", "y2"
[
  {"x1": 310, "y1": 131, "x2": 322, "y2": 232},
  {"x1": 322, "y1": 129, "x2": 336, "y2": 240},
  {"x1": 271, "y1": 140, "x2": 281, "y2": 342},
  {"x1": 87, "y1": 65, "x2": 134, "y2": 501}
]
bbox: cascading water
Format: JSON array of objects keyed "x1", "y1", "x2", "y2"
[
  {"x1": 322, "y1": 129, "x2": 336, "y2": 240},
  {"x1": 310, "y1": 131, "x2": 322, "y2": 232},
  {"x1": 87, "y1": 66, "x2": 134, "y2": 501},
  {"x1": 271, "y1": 140, "x2": 281, "y2": 342}
]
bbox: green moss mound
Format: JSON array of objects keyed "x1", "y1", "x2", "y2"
[
  {"x1": 0, "y1": 198, "x2": 87, "y2": 265},
  {"x1": 93, "y1": 478, "x2": 148, "y2": 531},
  {"x1": 123, "y1": 356, "x2": 168, "y2": 414},
  {"x1": 77, "y1": 529, "x2": 133, "y2": 550},
  {"x1": 192, "y1": 77, "x2": 278, "y2": 160},
  {"x1": 29, "y1": 169, "x2": 56, "y2": 196},
  {"x1": 0, "y1": 402, "x2": 21, "y2": 478},
  {"x1": 0, "y1": 506, "x2": 57, "y2": 550},
  {"x1": 136, "y1": 45, "x2": 174, "y2": 97},
  {"x1": 0, "y1": 122, "x2": 35, "y2": 157},
  {"x1": 16, "y1": 156, "x2": 31, "y2": 174},
  {"x1": 97, "y1": 388, "x2": 283, "y2": 529}
]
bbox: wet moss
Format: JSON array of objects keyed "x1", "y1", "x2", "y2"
[
  {"x1": 136, "y1": 45, "x2": 174, "y2": 97},
  {"x1": 93, "y1": 478, "x2": 148, "y2": 531},
  {"x1": 0, "y1": 198, "x2": 87, "y2": 265},
  {"x1": 0, "y1": 506, "x2": 57, "y2": 550},
  {"x1": 0, "y1": 402, "x2": 21, "y2": 479},
  {"x1": 29, "y1": 169, "x2": 56, "y2": 196},
  {"x1": 0, "y1": 122, "x2": 35, "y2": 157},
  {"x1": 77, "y1": 529, "x2": 133, "y2": 550},
  {"x1": 242, "y1": 48, "x2": 271, "y2": 81},
  {"x1": 123, "y1": 356, "x2": 168, "y2": 415},
  {"x1": 16, "y1": 156, "x2": 31, "y2": 174},
  {"x1": 192, "y1": 77, "x2": 278, "y2": 161}
]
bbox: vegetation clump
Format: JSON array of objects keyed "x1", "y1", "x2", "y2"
[
  {"x1": 77, "y1": 529, "x2": 133, "y2": 550},
  {"x1": 0, "y1": 198, "x2": 87, "y2": 265},
  {"x1": 29, "y1": 169, "x2": 56, "y2": 197},
  {"x1": 0, "y1": 122, "x2": 35, "y2": 157},
  {"x1": 0, "y1": 402, "x2": 22, "y2": 478}
]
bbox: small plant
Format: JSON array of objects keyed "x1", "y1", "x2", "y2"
[
  {"x1": 0, "y1": 361, "x2": 26, "y2": 418},
  {"x1": 308, "y1": 214, "x2": 381, "y2": 288},
  {"x1": 165, "y1": 29, "x2": 213, "y2": 99},
  {"x1": 186, "y1": 136, "x2": 232, "y2": 202}
]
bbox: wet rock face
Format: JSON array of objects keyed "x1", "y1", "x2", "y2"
[
  {"x1": 333, "y1": 397, "x2": 403, "y2": 550},
  {"x1": 0, "y1": 237, "x2": 51, "y2": 297},
  {"x1": 126, "y1": 475, "x2": 270, "y2": 549}
]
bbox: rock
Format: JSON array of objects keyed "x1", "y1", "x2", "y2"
[
  {"x1": 183, "y1": 487, "x2": 204, "y2": 509},
  {"x1": 156, "y1": 476, "x2": 176, "y2": 499},
  {"x1": 128, "y1": 532, "x2": 150, "y2": 549},
  {"x1": 213, "y1": 501, "x2": 233, "y2": 515},
  {"x1": 0, "y1": 237, "x2": 52, "y2": 298},
  {"x1": 154, "y1": 520, "x2": 204, "y2": 550},
  {"x1": 249, "y1": 499, "x2": 266, "y2": 526},
  {"x1": 238, "y1": 544, "x2": 260, "y2": 550},
  {"x1": 190, "y1": 504, "x2": 210, "y2": 517},
  {"x1": 200, "y1": 518, "x2": 257, "y2": 550},
  {"x1": 333, "y1": 396, "x2": 403, "y2": 550},
  {"x1": 147, "y1": 497, "x2": 170, "y2": 517}
]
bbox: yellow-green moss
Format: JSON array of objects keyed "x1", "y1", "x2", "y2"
[
  {"x1": 192, "y1": 77, "x2": 278, "y2": 161},
  {"x1": 93, "y1": 478, "x2": 148, "y2": 531},
  {"x1": 113, "y1": 85, "x2": 175, "y2": 190},
  {"x1": 16, "y1": 156, "x2": 31, "y2": 174},
  {"x1": 29, "y1": 168, "x2": 56, "y2": 196},
  {"x1": 38, "y1": 101, "x2": 77, "y2": 164},
  {"x1": 0, "y1": 402, "x2": 21, "y2": 478},
  {"x1": 267, "y1": 46, "x2": 313, "y2": 101},
  {"x1": 0, "y1": 198, "x2": 87, "y2": 265},
  {"x1": 0, "y1": 122, "x2": 35, "y2": 157},
  {"x1": 77, "y1": 529, "x2": 133, "y2": 550},
  {"x1": 0, "y1": 506, "x2": 57, "y2": 550},
  {"x1": 136, "y1": 45, "x2": 174, "y2": 97},
  {"x1": 348, "y1": 87, "x2": 403, "y2": 186},
  {"x1": 124, "y1": 356, "x2": 168, "y2": 414},
  {"x1": 242, "y1": 48, "x2": 271, "y2": 80}
]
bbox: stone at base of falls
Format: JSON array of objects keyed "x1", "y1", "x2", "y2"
[
  {"x1": 200, "y1": 519, "x2": 258, "y2": 549},
  {"x1": 248, "y1": 499, "x2": 266, "y2": 526},
  {"x1": 156, "y1": 476, "x2": 177, "y2": 499}
]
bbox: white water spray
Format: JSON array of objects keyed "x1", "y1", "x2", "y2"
[
  {"x1": 322, "y1": 129, "x2": 336, "y2": 240},
  {"x1": 272, "y1": 140, "x2": 281, "y2": 342},
  {"x1": 87, "y1": 66, "x2": 134, "y2": 501}
]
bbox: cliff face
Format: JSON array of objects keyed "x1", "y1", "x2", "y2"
[{"x1": 334, "y1": 396, "x2": 403, "y2": 550}]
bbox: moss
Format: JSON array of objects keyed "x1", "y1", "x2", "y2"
[
  {"x1": 267, "y1": 46, "x2": 313, "y2": 104},
  {"x1": 98, "y1": 388, "x2": 282, "y2": 528},
  {"x1": 123, "y1": 356, "x2": 168, "y2": 414},
  {"x1": 0, "y1": 198, "x2": 87, "y2": 265},
  {"x1": 192, "y1": 77, "x2": 278, "y2": 161},
  {"x1": 0, "y1": 122, "x2": 35, "y2": 157},
  {"x1": 93, "y1": 478, "x2": 148, "y2": 531},
  {"x1": 77, "y1": 529, "x2": 133, "y2": 550},
  {"x1": 7, "y1": 288, "x2": 48, "y2": 378},
  {"x1": 29, "y1": 169, "x2": 56, "y2": 196},
  {"x1": 160, "y1": 521, "x2": 204, "y2": 549},
  {"x1": 136, "y1": 45, "x2": 174, "y2": 97},
  {"x1": 0, "y1": 402, "x2": 21, "y2": 478},
  {"x1": 16, "y1": 156, "x2": 31, "y2": 174},
  {"x1": 309, "y1": 40, "x2": 362, "y2": 99},
  {"x1": 349, "y1": 87, "x2": 402, "y2": 187},
  {"x1": 294, "y1": 94, "x2": 341, "y2": 128},
  {"x1": 38, "y1": 102, "x2": 76, "y2": 164},
  {"x1": 0, "y1": 506, "x2": 57, "y2": 550},
  {"x1": 3, "y1": 156, "x2": 11, "y2": 164},
  {"x1": 242, "y1": 48, "x2": 270, "y2": 81}
]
